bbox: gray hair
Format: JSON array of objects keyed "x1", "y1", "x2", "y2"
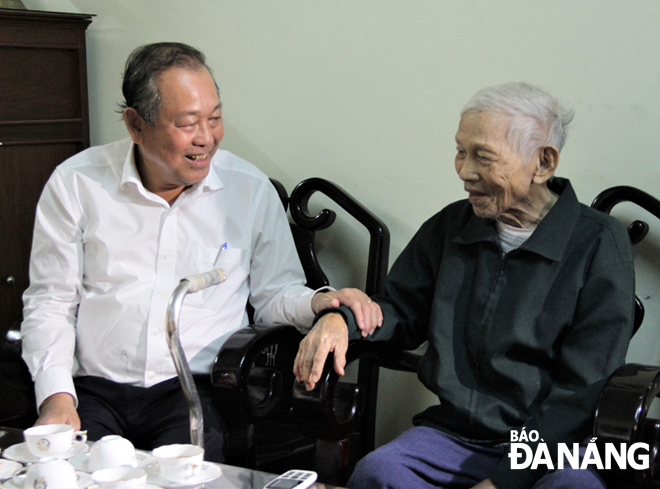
[
  {"x1": 461, "y1": 82, "x2": 574, "y2": 164},
  {"x1": 118, "y1": 42, "x2": 219, "y2": 125}
]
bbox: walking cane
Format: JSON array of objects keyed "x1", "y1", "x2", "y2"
[{"x1": 165, "y1": 267, "x2": 227, "y2": 449}]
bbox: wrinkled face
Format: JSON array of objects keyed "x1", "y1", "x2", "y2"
[
  {"x1": 454, "y1": 110, "x2": 539, "y2": 220},
  {"x1": 133, "y1": 66, "x2": 224, "y2": 194}
]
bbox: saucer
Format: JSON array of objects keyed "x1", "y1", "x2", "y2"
[
  {"x1": 5, "y1": 469, "x2": 92, "y2": 489},
  {"x1": 0, "y1": 459, "x2": 23, "y2": 481},
  {"x1": 69, "y1": 450, "x2": 154, "y2": 473},
  {"x1": 147, "y1": 462, "x2": 221, "y2": 487},
  {"x1": 2, "y1": 442, "x2": 89, "y2": 464}
]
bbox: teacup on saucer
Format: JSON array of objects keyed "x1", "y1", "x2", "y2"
[
  {"x1": 14, "y1": 458, "x2": 78, "y2": 489},
  {"x1": 24, "y1": 425, "x2": 87, "y2": 459},
  {"x1": 151, "y1": 445, "x2": 203, "y2": 484},
  {"x1": 88, "y1": 436, "x2": 137, "y2": 472},
  {"x1": 3, "y1": 441, "x2": 89, "y2": 464},
  {"x1": 70, "y1": 449, "x2": 153, "y2": 474},
  {"x1": 145, "y1": 462, "x2": 220, "y2": 487}
]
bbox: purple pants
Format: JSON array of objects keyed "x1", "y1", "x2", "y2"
[{"x1": 347, "y1": 427, "x2": 606, "y2": 489}]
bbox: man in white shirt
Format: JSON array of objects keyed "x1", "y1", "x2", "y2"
[{"x1": 21, "y1": 42, "x2": 380, "y2": 462}]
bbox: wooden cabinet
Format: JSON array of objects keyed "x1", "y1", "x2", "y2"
[{"x1": 0, "y1": 9, "x2": 92, "y2": 337}]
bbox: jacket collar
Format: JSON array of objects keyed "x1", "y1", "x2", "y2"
[{"x1": 453, "y1": 177, "x2": 581, "y2": 262}]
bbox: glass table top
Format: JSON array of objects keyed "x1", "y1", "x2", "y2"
[{"x1": 0, "y1": 427, "x2": 345, "y2": 489}]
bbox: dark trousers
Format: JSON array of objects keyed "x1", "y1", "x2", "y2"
[
  {"x1": 73, "y1": 375, "x2": 225, "y2": 463},
  {"x1": 348, "y1": 427, "x2": 606, "y2": 489}
]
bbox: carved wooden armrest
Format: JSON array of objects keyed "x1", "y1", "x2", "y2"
[
  {"x1": 292, "y1": 341, "x2": 421, "y2": 441},
  {"x1": 593, "y1": 363, "x2": 660, "y2": 484},
  {"x1": 211, "y1": 324, "x2": 304, "y2": 422}
]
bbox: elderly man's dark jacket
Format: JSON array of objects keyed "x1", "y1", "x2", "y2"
[{"x1": 331, "y1": 177, "x2": 634, "y2": 489}]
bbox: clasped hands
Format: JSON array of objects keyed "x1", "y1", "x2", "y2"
[
  {"x1": 297, "y1": 288, "x2": 382, "y2": 391},
  {"x1": 310, "y1": 288, "x2": 382, "y2": 336}
]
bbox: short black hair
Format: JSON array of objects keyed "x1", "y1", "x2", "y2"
[{"x1": 118, "y1": 42, "x2": 219, "y2": 125}]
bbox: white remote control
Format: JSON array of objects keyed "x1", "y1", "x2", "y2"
[{"x1": 263, "y1": 470, "x2": 318, "y2": 489}]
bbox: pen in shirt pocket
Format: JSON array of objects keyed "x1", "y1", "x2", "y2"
[{"x1": 214, "y1": 242, "x2": 228, "y2": 264}]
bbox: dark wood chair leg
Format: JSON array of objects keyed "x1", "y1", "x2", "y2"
[{"x1": 314, "y1": 438, "x2": 350, "y2": 486}]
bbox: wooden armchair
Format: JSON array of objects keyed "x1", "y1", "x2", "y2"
[
  {"x1": 591, "y1": 186, "x2": 660, "y2": 488},
  {"x1": 224, "y1": 183, "x2": 659, "y2": 487},
  {"x1": 207, "y1": 177, "x2": 391, "y2": 485}
]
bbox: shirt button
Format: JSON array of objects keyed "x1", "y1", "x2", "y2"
[
  {"x1": 158, "y1": 290, "x2": 165, "y2": 296},
  {"x1": 149, "y1": 372, "x2": 155, "y2": 379},
  {"x1": 163, "y1": 253, "x2": 171, "y2": 260}
]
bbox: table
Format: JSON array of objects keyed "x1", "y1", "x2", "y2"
[
  {"x1": 0, "y1": 427, "x2": 345, "y2": 489},
  {"x1": 215, "y1": 464, "x2": 340, "y2": 489}
]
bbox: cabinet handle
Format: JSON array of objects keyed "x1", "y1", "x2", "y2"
[{"x1": 6, "y1": 276, "x2": 15, "y2": 287}]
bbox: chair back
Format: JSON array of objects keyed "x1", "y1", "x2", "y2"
[
  {"x1": 591, "y1": 185, "x2": 660, "y2": 335},
  {"x1": 211, "y1": 177, "x2": 390, "y2": 484},
  {"x1": 591, "y1": 186, "x2": 660, "y2": 487}
]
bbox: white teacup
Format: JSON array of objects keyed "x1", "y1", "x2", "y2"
[
  {"x1": 152, "y1": 444, "x2": 204, "y2": 483},
  {"x1": 24, "y1": 424, "x2": 87, "y2": 458},
  {"x1": 91, "y1": 467, "x2": 146, "y2": 489},
  {"x1": 88, "y1": 436, "x2": 137, "y2": 472},
  {"x1": 15, "y1": 457, "x2": 78, "y2": 489}
]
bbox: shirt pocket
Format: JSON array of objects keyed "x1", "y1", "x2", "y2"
[{"x1": 186, "y1": 246, "x2": 249, "y2": 307}]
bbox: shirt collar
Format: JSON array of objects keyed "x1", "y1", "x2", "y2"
[
  {"x1": 119, "y1": 141, "x2": 225, "y2": 200},
  {"x1": 453, "y1": 177, "x2": 581, "y2": 262},
  {"x1": 119, "y1": 141, "x2": 143, "y2": 190},
  {"x1": 202, "y1": 154, "x2": 224, "y2": 191}
]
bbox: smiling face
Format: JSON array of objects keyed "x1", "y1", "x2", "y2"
[
  {"x1": 454, "y1": 110, "x2": 555, "y2": 227},
  {"x1": 124, "y1": 66, "x2": 224, "y2": 202}
]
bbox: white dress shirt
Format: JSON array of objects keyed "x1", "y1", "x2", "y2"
[{"x1": 22, "y1": 138, "x2": 316, "y2": 409}]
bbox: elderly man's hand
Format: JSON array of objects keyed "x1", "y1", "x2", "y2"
[
  {"x1": 35, "y1": 393, "x2": 81, "y2": 430},
  {"x1": 294, "y1": 312, "x2": 349, "y2": 391},
  {"x1": 312, "y1": 288, "x2": 382, "y2": 336},
  {"x1": 470, "y1": 478, "x2": 499, "y2": 489}
]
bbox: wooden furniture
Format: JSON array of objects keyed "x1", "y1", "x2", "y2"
[
  {"x1": 591, "y1": 186, "x2": 660, "y2": 488},
  {"x1": 0, "y1": 8, "x2": 93, "y2": 339},
  {"x1": 219, "y1": 184, "x2": 654, "y2": 486},
  {"x1": 212, "y1": 177, "x2": 390, "y2": 486}
]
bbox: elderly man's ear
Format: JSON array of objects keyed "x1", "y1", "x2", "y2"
[
  {"x1": 123, "y1": 108, "x2": 146, "y2": 144},
  {"x1": 532, "y1": 146, "x2": 559, "y2": 184}
]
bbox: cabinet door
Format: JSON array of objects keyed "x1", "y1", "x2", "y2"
[
  {"x1": 0, "y1": 143, "x2": 83, "y2": 332},
  {"x1": 0, "y1": 10, "x2": 92, "y2": 335}
]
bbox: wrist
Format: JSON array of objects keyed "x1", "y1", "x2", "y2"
[
  {"x1": 311, "y1": 286, "x2": 336, "y2": 313},
  {"x1": 40, "y1": 392, "x2": 75, "y2": 411},
  {"x1": 313, "y1": 306, "x2": 348, "y2": 326}
]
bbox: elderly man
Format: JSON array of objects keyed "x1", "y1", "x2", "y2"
[
  {"x1": 294, "y1": 83, "x2": 634, "y2": 489},
  {"x1": 21, "y1": 42, "x2": 379, "y2": 462}
]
